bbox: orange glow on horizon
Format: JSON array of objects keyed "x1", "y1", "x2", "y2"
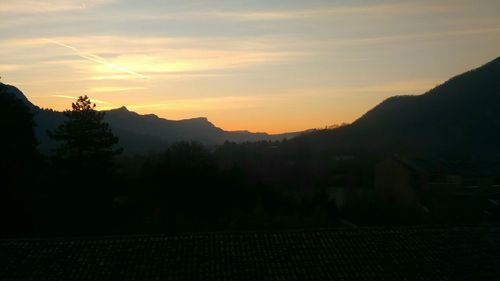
[{"x1": 2, "y1": 0, "x2": 500, "y2": 133}]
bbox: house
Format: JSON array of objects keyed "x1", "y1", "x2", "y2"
[
  {"x1": 374, "y1": 155, "x2": 500, "y2": 222},
  {"x1": 1, "y1": 226, "x2": 499, "y2": 280},
  {"x1": 374, "y1": 155, "x2": 429, "y2": 207}
]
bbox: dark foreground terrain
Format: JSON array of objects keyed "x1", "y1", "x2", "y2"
[
  {"x1": 2, "y1": 57, "x2": 500, "y2": 280},
  {"x1": 1, "y1": 225, "x2": 499, "y2": 281}
]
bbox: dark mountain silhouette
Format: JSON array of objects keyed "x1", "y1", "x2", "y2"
[
  {"x1": 290, "y1": 57, "x2": 500, "y2": 167},
  {"x1": 3, "y1": 56, "x2": 499, "y2": 158},
  {"x1": 1, "y1": 83, "x2": 36, "y2": 109},
  {"x1": 0, "y1": 83, "x2": 300, "y2": 154},
  {"x1": 104, "y1": 106, "x2": 299, "y2": 149}
]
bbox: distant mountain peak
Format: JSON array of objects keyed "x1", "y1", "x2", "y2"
[
  {"x1": 117, "y1": 106, "x2": 129, "y2": 111},
  {"x1": 187, "y1": 117, "x2": 209, "y2": 122},
  {"x1": 105, "y1": 106, "x2": 136, "y2": 117},
  {"x1": 107, "y1": 106, "x2": 129, "y2": 112},
  {"x1": 0, "y1": 82, "x2": 37, "y2": 109},
  {"x1": 178, "y1": 116, "x2": 216, "y2": 128}
]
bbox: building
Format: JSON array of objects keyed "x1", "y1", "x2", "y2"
[
  {"x1": 374, "y1": 155, "x2": 429, "y2": 207},
  {"x1": 374, "y1": 155, "x2": 500, "y2": 222},
  {"x1": 1, "y1": 226, "x2": 499, "y2": 280}
]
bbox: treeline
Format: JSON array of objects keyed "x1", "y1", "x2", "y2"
[
  {"x1": 2, "y1": 93, "x2": 498, "y2": 238},
  {"x1": 1, "y1": 94, "x2": 339, "y2": 237}
]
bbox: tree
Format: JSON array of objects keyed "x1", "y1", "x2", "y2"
[
  {"x1": 46, "y1": 96, "x2": 122, "y2": 234},
  {"x1": 0, "y1": 83, "x2": 40, "y2": 237},
  {"x1": 48, "y1": 95, "x2": 122, "y2": 173}
]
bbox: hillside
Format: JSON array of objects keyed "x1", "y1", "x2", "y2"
[
  {"x1": 3, "y1": 56, "x2": 500, "y2": 159},
  {"x1": 0, "y1": 83, "x2": 300, "y2": 154},
  {"x1": 291, "y1": 57, "x2": 500, "y2": 165}
]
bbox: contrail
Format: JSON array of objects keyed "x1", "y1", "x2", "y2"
[
  {"x1": 52, "y1": 94, "x2": 110, "y2": 105},
  {"x1": 43, "y1": 38, "x2": 151, "y2": 79}
]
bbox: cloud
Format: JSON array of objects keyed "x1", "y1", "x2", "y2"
[
  {"x1": 327, "y1": 27, "x2": 500, "y2": 48},
  {"x1": 0, "y1": 64, "x2": 24, "y2": 72},
  {"x1": 91, "y1": 50, "x2": 303, "y2": 76},
  {"x1": 124, "y1": 96, "x2": 266, "y2": 112},
  {"x1": 0, "y1": 35, "x2": 307, "y2": 90},
  {"x1": 0, "y1": 1, "x2": 468, "y2": 32},
  {"x1": 2, "y1": 36, "x2": 303, "y2": 80},
  {"x1": 353, "y1": 79, "x2": 443, "y2": 95},
  {"x1": 0, "y1": 0, "x2": 115, "y2": 14},
  {"x1": 43, "y1": 38, "x2": 151, "y2": 79},
  {"x1": 87, "y1": 86, "x2": 145, "y2": 93},
  {"x1": 52, "y1": 94, "x2": 110, "y2": 104},
  {"x1": 281, "y1": 79, "x2": 444, "y2": 99},
  {"x1": 129, "y1": 2, "x2": 463, "y2": 22},
  {"x1": 121, "y1": 78, "x2": 442, "y2": 112}
]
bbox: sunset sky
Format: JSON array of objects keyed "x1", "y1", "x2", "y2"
[{"x1": 1, "y1": 0, "x2": 500, "y2": 133}]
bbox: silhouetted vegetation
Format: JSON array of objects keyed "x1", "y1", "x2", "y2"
[
  {"x1": 0, "y1": 86, "x2": 40, "y2": 236},
  {"x1": 48, "y1": 95, "x2": 122, "y2": 174},
  {"x1": 2, "y1": 57, "x2": 500, "y2": 238}
]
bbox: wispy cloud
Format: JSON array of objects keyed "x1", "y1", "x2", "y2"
[
  {"x1": 125, "y1": 96, "x2": 265, "y2": 112},
  {"x1": 0, "y1": 35, "x2": 306, "y2": 87},
  {"x1": 43, "y1": 38, "x2": 151, "y2": 79},
  {"x1": 93, "y1": 50, "x2": 303, "y2": 75},
  {"x1": 87, "y1": 86, "x2": 145, "y2": 93},
  {"x1": 0, "y1": 1, "x2": 469, "y2": 31},
  {"x1": 52, "y1": 94, "x2": 110, "y2": 104},
  {"x1": 284, "y1": 79, "x2": 444, "y2": 99},
  {"x1": 8, "y1": 36, "x2": 304, "y2": 80},
  {"x1": 130, "y1": 2, "x2": 463, "y2": 22},
  {"x1": 0, "y1": 64, "x2": 24, "y2": 72},
  {"x1": 3, "y1": 0, "x2": 500, "y2": 133},
  {"x1": 327, "y1": 27, "x2": 500, "y2": 48},
  {"x1": 0, "y1": 0, "x2": 115, "y2": 14},
  {"x1": 349, "y1": 79, "x2": 443, "y2": 95},
  {"x1": 121, "y1": 78, "x2": 442, "y2": 112}
]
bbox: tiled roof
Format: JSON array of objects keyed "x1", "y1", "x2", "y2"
[{"x1": 1, "y1": 226, "x2": 499, "y2": 280}]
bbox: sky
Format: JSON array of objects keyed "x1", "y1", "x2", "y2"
[{"x1": 1, "y1": 0, "x2": 500, "y2": 133}]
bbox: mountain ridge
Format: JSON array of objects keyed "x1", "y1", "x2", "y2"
[
  {"x1": 0, "y1": 83, "x2": 302, "y2": 154},
  {"x1": 3, "y1": 56, "x2": 499, "y2": 158},
  {"x1": 289, "y1": 56, "x2": 500, "y2": 165}
]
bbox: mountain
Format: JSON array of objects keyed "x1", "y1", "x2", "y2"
[
  {"x1": 290, "y1": 57, "x2": 500, "y2": 165},
  {"x1": 0, "y1": 83, "x2": 301, "y2": 154},
  {"x1": 4, "y1": 56, "x2": 499, "y2": 159},
  {"x1": 104, "y1": 106, "x2": 299, "y2": 148},
  {"x1": 0, "y1": 83, "x2": 36, "y2": 109}
]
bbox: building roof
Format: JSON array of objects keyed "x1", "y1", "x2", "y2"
[{"x1": 1, "y1": 226, "x2": 499, "y2": 280}]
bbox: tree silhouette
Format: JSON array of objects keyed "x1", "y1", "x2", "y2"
[
  {"x1": 45, "y1": 96, "x2": 122, "y2": 234},
  {"x1": 0, "y1": 84, "x2": 40, "y2": 237},
  {"x1": 48, "y1": 95, "x2": 122, "y2": 172}
]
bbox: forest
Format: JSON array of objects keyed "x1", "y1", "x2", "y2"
[{"x1": 2, "y1": 90, "x2": 499, "y2": 238}]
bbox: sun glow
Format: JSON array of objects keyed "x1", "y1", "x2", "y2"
[{"x1": 2, "y1": 0, "x2": 500, "y2": 133}]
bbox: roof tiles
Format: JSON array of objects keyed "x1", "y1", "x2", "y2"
[{"x1": 1, "y1": 226, "x2": 499, "y2": 280}]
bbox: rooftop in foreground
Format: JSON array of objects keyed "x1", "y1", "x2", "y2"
[{"x1": 1, "y1": 225, "x2": 499, "y2": 280}]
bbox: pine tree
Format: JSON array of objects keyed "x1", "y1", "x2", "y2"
[{"x1": 48, "y1": 95, "x2": 122, "y2": 172}]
